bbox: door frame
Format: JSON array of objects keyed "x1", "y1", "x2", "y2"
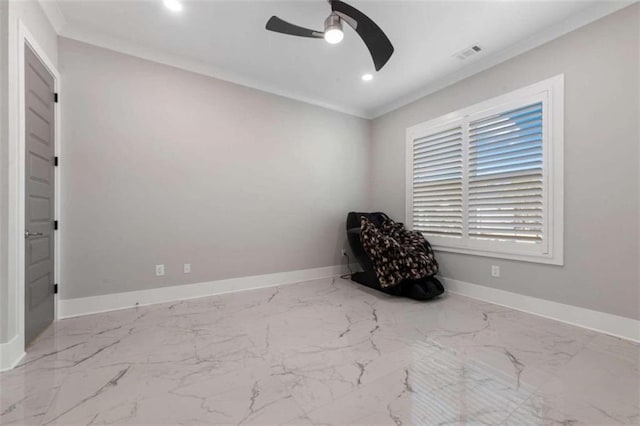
[{"x1": 8, "y1": 19, "x2": 61, "y2": 356}]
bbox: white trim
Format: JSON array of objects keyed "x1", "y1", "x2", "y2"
[
  {"x1": 432, "y1": 246, "x2": 562, "y2": 266},
  {"x1": 406, "y1": 75, "x2": 564, "y2": 265},
  {"x1": 59, "y1": 264, "x2": 352, "y2": 319},
  {"x1": 0, "y1": 335, "x2": 26, "y2": 372},
  {"x1": 47, "y1": 1, "x2": 629, "y2": 120},
  {"x1": 441, "y1": 277, "x2": 640, "y2": 343},
  {"x1": 6, "y1": 20, "x2": 62, "y2": 360},
  {"x1": 58, "y1": 26, "x2": 369, "y2": 119},
  {"x1": 371, "y1": 1, "x2": 632, "y2": 118},
  {"x1": 53, "y1": 62, "x2": 62, "y2": 322},
  {"x1": 37, "y1": 0, "x2": 67, "y2": 34}
]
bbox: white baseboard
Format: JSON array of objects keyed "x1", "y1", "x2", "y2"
[
  {"x1": 440, "y1": 277, "x2": 640, "y2": 343},
  {"x1": 59, "y1": 264, "x2": 353, "y2": 319},
  {"x1": 0, "y1": 335, "x2": 25, "y2": 372}
]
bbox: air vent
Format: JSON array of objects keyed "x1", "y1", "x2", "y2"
[{"x1": 454, "y1": 44, "x2": 482, "y2": 60}]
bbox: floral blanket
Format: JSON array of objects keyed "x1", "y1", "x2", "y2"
[{"x1": 360, "y1": 217, "x2": 438, "y2": 288}]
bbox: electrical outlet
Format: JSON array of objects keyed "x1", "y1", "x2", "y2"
[
  {"x1": 341, "y1": 249, "x2": 347, "y2": 257},
  {"x1": 183, "y1": 263, "x2": 191, "y2": 274},
  {"x1": 155, "y1": 264, "x2": 165, "y2": 276},
  {"x1": 491, "y1": 265, "x2": 500, "y2": 278}
]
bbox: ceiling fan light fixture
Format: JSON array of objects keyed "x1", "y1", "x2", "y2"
[
  {"x1": 323, "y1": 14, "x2": 344, "y2": 44},
  {"x1": 324, "y1": 28, "x2": 344, "y2": 44},
  {"x1": 264, "y1": 1, "x2": 394, "y2": 70}
]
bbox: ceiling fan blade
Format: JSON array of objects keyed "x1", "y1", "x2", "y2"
[
  {"x1": 330, "y1": 0, "x2": 394, "y2": 71},
  {"x1": 266, "y1": 16, "x2": 324, "y2": 39}
]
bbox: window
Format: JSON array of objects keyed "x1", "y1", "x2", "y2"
[{"x1": 406, "y1": 75, "x2": 564, "y2": 264}]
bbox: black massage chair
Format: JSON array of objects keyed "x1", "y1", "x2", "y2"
[{"x1": 346, "y1": 212, "x2": 444, "y2": 301}]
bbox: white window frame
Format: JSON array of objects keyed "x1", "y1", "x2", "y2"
[{"x1": 405, "y1": 75, "x2": 564, "y2": 265}]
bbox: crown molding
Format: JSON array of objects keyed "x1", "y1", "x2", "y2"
[
  {"x1": 368, "y1": 1, "x2": 635, "y2": 118},
  {"x1": 42, "y1": 0, "x2": 633, "y2": 121},
  {"x1": 58, "y1": 24, "x2": 371, "y2": 119},
  {"x1": 38, "y1": 0, "x2": 67, "y2": 34}
]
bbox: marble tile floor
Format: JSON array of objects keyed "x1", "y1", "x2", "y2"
[{"x1": 1, "y1": 277, "x2": 638, "y2": 425}]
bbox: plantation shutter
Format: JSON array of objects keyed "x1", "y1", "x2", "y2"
[
  {"x1": 411, "y1": 122, "x2": 464, "y2": 238},
  {"x1": 407, "y1": 76, "x2": 563, "y2": 263},
  {"x1": 467, "y1": 102, "x2": 544, "y2": 244}
]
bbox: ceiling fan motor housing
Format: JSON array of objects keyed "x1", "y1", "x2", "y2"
[{"x1": 324, "y1": 13, "x2": 343, "y2": 33}]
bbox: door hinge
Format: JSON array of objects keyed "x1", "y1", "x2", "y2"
[
  {"x1": 54, "y1": 220, "x2": 58, "y2": 230},
  {"x1": 54, "y1": 284, "x2": 58, "y2": 294},
  {"x1": 54, "y1": 92, "x2": 59, "y2": 103},
  {"x1": 54, "y1": 156, "x2": 59, "y2": 167}
]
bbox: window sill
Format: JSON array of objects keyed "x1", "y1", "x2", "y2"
[{"x1": 431, "y1": 244, "x2": 564, "y2": 266}]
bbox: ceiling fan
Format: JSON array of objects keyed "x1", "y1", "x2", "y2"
[{"x1": 265, "y1": 0, "x2": 394, "y2": 72}]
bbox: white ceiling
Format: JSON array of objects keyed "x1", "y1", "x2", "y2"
[{"x1": 46, "y1": 0, "x2": 628, "y2": 118}]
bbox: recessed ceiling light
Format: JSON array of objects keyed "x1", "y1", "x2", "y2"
[
  {"x1": 362, "y1": 73, "x2": 373, "y2": 82},
  {"x1": 163, "y1": 0, "x2": 183, "y2": 12}
]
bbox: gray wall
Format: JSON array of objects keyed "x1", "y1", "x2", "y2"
[
  {"x1": 371, "y1": 4, "x2": 640, "y2": 320},
  {"x1": 58, "y1": 37, "x2": 371, "y2": 300},
  {"x1": 1, "y1": 0, "x2": 58, "y2": 344},
  {"x1": 4, "y1": 3, "x2": 638, "y2": 334}
]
